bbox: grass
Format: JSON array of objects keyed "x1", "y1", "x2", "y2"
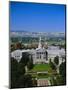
[
  {"x1": 28, "y1": 64, "x2": 57, "y2": 80},
  {"x1": 37, "y1": 74, "x2": 50, "y2": 79},
  {"x1": 31, "y1": 73, "x2": 49, "y2": 78},
  {"x1": 31, "y1": 64, "x2": 52, "y2": 72}
]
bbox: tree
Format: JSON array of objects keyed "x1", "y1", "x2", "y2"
[
  {"x1": 11, "y1": 44, "x2": 15, "y2": 52},
  {"x1": 59, "y1": 62, "x2": 66, "y2": 77},
  {"x1": 54, "y1": 56, "x2": 59, "y2": 65},
  {"x1": 11, "y1": 53, "x2": 34, "y2": 88},
  {"x1": 11, "y1": 58, "x2": 18, "y2": 71},
  {"x1": 59, "y1": 62, "x2": 66, "y2": 85},
  {"x1": 46, "y1": 51, "x2": 48, "y2": 60},
  {"x1": 15, "y1": 42, "x2": 22, "y2": 49},
  {"x1": 27, "y1": 56, "x2": 34, "y2": 70},
  {"x1": 17, "y1": 63, "x2": 25, "y2": 77},
  {"x1": 52, "y1": 77, "x2": 57, "y2": 86},
  {"x1": 11, "y1": 58, "x2": 25, "y2": 88},
  {"x1": 17, "y1": 74, "x2": 33, "y2": 88},
  {"x1": 11, "y1": 58, "x2": 18, "y2": 88},
  {"x1": 56, "y1": 75, "x2": 64, "y2": 85},
  {"x1": 20, "y1": 52, "x2": 29, "y2": 66},
  {"x1": 49, "y1": 59, "x2": 56, "y2": 70}
]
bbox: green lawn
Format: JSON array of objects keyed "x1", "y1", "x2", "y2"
[
  {"x1": 27, "y1": 64, "x2": 57, "y2": 81},
  {"x1": 30, "y1": 64, "x2": 52, "y2": 72},
  {"x1": 37, "y1": 74, "x2": 50, "y2": 79}
]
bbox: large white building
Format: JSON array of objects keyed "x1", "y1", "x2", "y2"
[{"x1": 11, "y1": 37, "x2": 65, "y2": 64}]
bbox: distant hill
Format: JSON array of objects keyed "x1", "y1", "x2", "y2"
[{"x1": 10, "y1": 31, "x2": 65, "y2": 38}]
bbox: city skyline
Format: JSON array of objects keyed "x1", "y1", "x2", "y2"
[{"x1": 10, "y1": 2, "x2": 66, "y2": 33}]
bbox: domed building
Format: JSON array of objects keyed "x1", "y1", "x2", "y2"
[
  {"x1": 31, "y1": 37, "x2": 48, "y2": 64},
  {"x1": 11, "y1": 37, "x2": 65, "y2": 65}
]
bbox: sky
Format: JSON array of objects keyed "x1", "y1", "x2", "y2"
[{"x1": 10, "y1": 2, "x2": 66, "y2": 32}]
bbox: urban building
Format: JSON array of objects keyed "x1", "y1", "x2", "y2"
[{"x1": 11, "y1": 37, "x2": 65, "y2": 64}]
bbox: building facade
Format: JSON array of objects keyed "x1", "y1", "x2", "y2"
[{"x1": 11, "y1": 37, "x2": 65, "y2": 64}]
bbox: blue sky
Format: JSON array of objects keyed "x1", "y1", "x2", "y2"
[{"x1": 10, "y1": 2, "x2": 66, "y2": 32}]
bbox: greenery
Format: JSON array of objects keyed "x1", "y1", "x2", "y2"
[
  {"x1": 49, "y1": 59, "x2": 56, "y2": 70},
  {"x1": 56, "y1": 75, "x2": 64, "y2": 85},
  {"x1": 10, "y1": 35, "x2": 66, "y2": 88},
  {"x1": 30, "y1": 64, "x2": 52, "y2": 72},
  {"x1": 59, "y1": 62, "x2": 66, "y2": 85},
  {"x1": 37, "y1": 74, "x2": 50, "y2": 79},
  {"x1": 54, "y1": 56, "x2": 59, "y2": 65},
  {"x1": 17, "y1": 74, "x2": 33, "y2": 88},
  {"x1": 27, "y1": 56, "x2": 34, "y2": 70},
  {"x1": 11, "y1": 53, "x2": 34, "y2": 88},
  {"x1": 50, "y1": 61, "x2": 66, "y2": 86},
  {"x1": 11, "y1": 36, "x2": 65, "y2": 50},
  {"x1": 11, "y1": 52, "x2": 66, "y2": 88},
  {"x1": 20, "y1": 52, "x2": 29, "y2": 66}
]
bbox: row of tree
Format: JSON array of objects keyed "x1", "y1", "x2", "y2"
[
  {"x1": 10, "y1": 52, "x2": 34, "y2": 88},
  {"x1": 49, "y1": 56, "x2": 59, "y2": 70},
  {"x1": 49, "y1": 56, "x2": 66, "y2": 85}
]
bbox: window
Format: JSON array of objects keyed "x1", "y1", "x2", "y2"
[
  {"x1": 40, "y1": 52, "x2": 41, "y2": 54},
  {"x1": 37, "y1": 56, "x2": 39, "y2": 59},
  {"x1": 40, "y1": 55, "x2": 41, "y2": 59},
  {"x1": 44, "y1": 56, "x2": 46, "y2": 59},
  {"x1": 42, "y1": 52, "x2": 43, "y2": 54}
]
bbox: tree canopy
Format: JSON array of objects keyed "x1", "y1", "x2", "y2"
[
  {"x1": 54, "y1": 56, "x2": 59, "y2": 65},
  {"x1": 10, "y1": 53, "x2": 34, "y2": 88},
  {"x1": 59, "y1": 62, "x2": 66, "y2": 85},
  {"x1": 49, "y1": 59, "x2": 56, "y2": 70}
]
